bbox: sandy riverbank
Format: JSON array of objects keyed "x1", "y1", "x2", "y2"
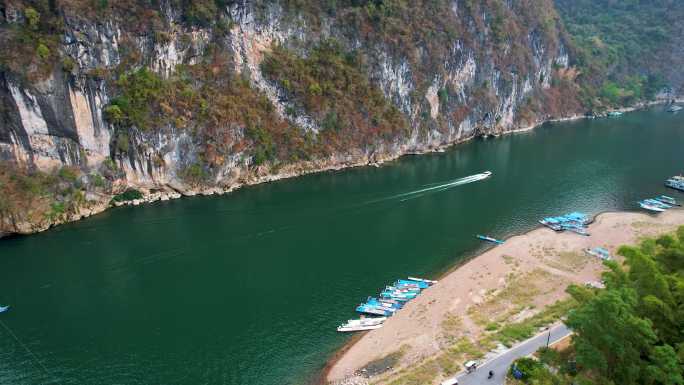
[{"x1": 326, "y1": 209, "x2": 684, "y2": 384}]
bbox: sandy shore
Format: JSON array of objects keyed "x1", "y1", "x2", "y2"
[{"x1": 326, "y1": 209, "x2": 684, "y2": 384}]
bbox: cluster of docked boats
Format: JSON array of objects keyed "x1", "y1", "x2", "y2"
[
  {"x1": 539, "y1": 212, "x2": 590, "y2": 236},
  {"x1": 666, "y1": 176, "x2": 684, "y2": 192},
  {"x1": 337, "y1": 277, "x2": 437, "y2": 332},
  {"x1": 639, "y1": 195, "x2": 679, "y2": 213}
]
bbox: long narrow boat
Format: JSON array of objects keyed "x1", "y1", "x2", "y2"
[
  {"x1": 656, "y1": 195, "x2": 680, "y2": 206},
  {"x1": 397, "y1": 279, "x2": 429, "y2": 289},
  {"x1": 386, "y1": 285, "x2": 421, "y2": 293},
  {"x1": 345, "y1": 317, "x2": 387, "y2": 327},
  {"x1": 380, "y1": 291, "x2": 415, "y2": 301},
  {"x1": 377, "y1": 299, "x2": 403, "y2": 308},
  {"x1": 476, "y1": 234, "x2": 504, "y2": 244},
  {"x1": 407, "y1": 277, "x2": 438, "y2": 285},
  {"x1": 337, "y1": 323, "x2": 383, "y2": 332},
  {"x1": 639, "y1": 201, "x2": 666, "y2": 212},
  {"x1": 585, "y1": 247, "x2": 611, "y2": 261},
  {"x1": 366, "y1": 297, "x2": 401, "y2": 309},
  {"x1": 644, "y1": 199, "x2": 671, "y2": 209},
  {"x1": 356, "y1": 304, "x2": 393, "y2": 316}
]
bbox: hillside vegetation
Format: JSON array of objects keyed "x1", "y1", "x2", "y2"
[{"x1": 555, "y1": 0, "x2": 682, "y2": 109}]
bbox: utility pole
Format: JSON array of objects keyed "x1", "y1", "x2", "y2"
[{"x1": 546, "y1": 327, "x2": 551, "y2": 347}]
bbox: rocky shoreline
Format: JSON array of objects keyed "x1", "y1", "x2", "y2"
[{"x1": 2, "y1": 99, "x2": 681, "y2": 239}]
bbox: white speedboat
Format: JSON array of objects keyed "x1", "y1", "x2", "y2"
[
  {"x1": 337, "y1": 323, "x2": 383, "y2": 332},
  {"x1": 345, "y1": 317, "x2": 386, "y2": 327}
]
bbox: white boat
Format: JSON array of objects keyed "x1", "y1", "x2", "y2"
[
  {"x1": 407, "y1": 277, "x2": 438, "y2": 284},
  {"x1": 346, "y1": 317, "x2": 386, "y2": 327},
  {"x1": 640, "y1": 202, "x2": 666, "y2": 212},
  {"x1": 0, "y1": 305, "x2": 8, "y2": 313},
  {"x1": 668, "y1": 105, "x2": 682, "y2": 112},
  {"x1": 337, "y1": 324, "x2": 383, "y2": 332}
]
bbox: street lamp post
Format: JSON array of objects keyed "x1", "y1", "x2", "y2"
[{"x1": 546, "y1": 327, "x2": 551, "y2": 347}]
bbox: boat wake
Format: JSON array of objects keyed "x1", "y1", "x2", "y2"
[{"x1": 368, "y1": 171, "x2": 492, "y2": 204}]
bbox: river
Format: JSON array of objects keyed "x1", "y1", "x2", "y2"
[{"x1": 0, "y1": 108, "x2": 683, "y2": 384}]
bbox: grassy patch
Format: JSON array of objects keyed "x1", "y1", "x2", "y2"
[
  {"x1": 468, "y1": 269, "x2": 553, "y2": 327},
  {"x1": 441, "y1": 313, "x2": 462, "y2": 335},
  {"x1": 388, "y1": 359, "x2": 440, "y2": 385},
  {"x1": 485, "y1": 322, "x2": 500, "y2": 331},
  {"x1": 544, "y1": 251, "x2": 588, "y2": 273},
  {"x1": 489, "y1": 299, "x2": 577, "y2": 347}
]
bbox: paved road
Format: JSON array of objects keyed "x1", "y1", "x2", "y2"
[{"x1": 451, "y1": 323, "x2": 570, "y2": 385}]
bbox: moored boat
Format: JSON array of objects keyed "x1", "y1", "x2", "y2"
[
  {"x1": 656, "y1": 195, "x2": 679, "y2": 206},
  {"x1": 355, "y1": 305, "x2": 392, "y2": 316},
  {"x1": 0, "y1": 305, "x2": 8, "y2": 313},
  {"x1": 540, "y1": 212, "x2": 590, "y2": 234},
  {"x1": 337, "y1": 323, "x2": 383, "y2": 332},
  {"x1": 585, "y1": 247, "x2": 611, "y2": 260},
  {"x1": 644, "y1": 198, "x2": 671, "y2": 209},
  {"x1": 366, "y1": 297, "x2": 401, "y2": 309},
  {"x1": 407, "y1": 277, "x2": 437, "y2": 284},
  {"x1": 639, "y1": 201, "x2": 666, "y2": 212},
  {"x1": 345, "y1": 317, "x2": 387, "y2": 327},
  {"x1": 665, "y1": 176, "x2": 684, "y2": 192},
  {"x1": 397, "y1": 279, "x2": 430, "y2": 289},
  {"x1": 476, "y1": 234, "x2": 504, "y2": 244}
]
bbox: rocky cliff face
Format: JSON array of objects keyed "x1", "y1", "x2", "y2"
[{"x1": 0, "y1": 0, "x2": 583, "y2": 235}]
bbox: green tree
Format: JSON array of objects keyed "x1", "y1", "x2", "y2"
[
  {"x1": 566, "y1": 288, "x2": 656, "y2": 384},
  {"x1": 646, "y1": 345, "x2": 683, "y2": 385}
]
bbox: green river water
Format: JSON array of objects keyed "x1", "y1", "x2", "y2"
[{"x1": 1, "y1": 108, "x2": 683, "y2": 385}]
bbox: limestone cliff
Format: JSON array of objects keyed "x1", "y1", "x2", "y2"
[{"x1": 0, "y1": 0, "x2": 640, "y2": 235}]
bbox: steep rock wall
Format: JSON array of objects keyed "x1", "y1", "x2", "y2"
[{"x1": 0, "y1": 0, "x2": 580, "y2": 235}]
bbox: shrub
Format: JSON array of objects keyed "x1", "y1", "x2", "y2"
[
  {"x1": 24, "y1": 7, "x2": 40, "y2": 30},
  {"x1": 58, "y1": 166, "x2": 78, "y2": 182},
  {"x1": 104, "y1": 105, "x2": 124, "y2": 125},
  {"x1": 485, "y1": 322, "x2": 500, "y2": 331},
  {"x1": 36, "y1": 43, "x2": 50, "y2": 59},
  {"x1": 90, "y1": 173, "x2": 105, "y2": 188},
  {"x1": 47, "y1": 202, "x2": 65, "y2": 220},
  {"x1": 180, "y1": 162, "x2": 209, "y2": 184},
  {"x1": 112, "y1": 188, "x2": 143, "y2": 202},
  {"x1": 511, "y1": 357, "x2": 544, "y2": 380},
  {"x1": 61, "y1": 56, "x2": 76, "y2": 73}
]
